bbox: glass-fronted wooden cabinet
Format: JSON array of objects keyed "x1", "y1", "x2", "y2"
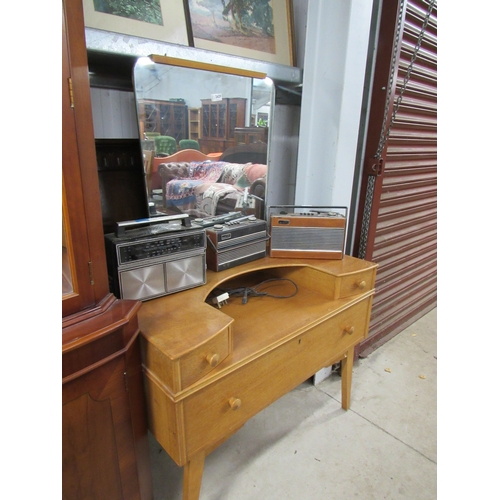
[
  {"x1": 62, "y1": 1, "x2": 152, "y2": 498},
  {"x1": 137, "y1": 99, "x2": 188, "y2": 142},
  {"x1": 199, "y1": 97, "x2": 246, "y2": 153}
]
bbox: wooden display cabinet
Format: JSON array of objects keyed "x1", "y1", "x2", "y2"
[
  {"x1": 138, "y1": 99, "x2": 188, "y2": 142},
  {"x1": 62, "y1": 1, "x2": 152, "y2": 498},
  {"x1": 234, "y1": 126, "x2": 268, "y2": 145},
  {"x1": 199, "y1": 97, "x2": 246, "y2": 153}
]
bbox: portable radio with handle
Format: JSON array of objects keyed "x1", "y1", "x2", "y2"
[{"x1": 268, "y1": 205, "x2": 347, "y2": 260}]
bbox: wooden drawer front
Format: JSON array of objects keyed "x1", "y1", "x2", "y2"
[
  {"x1": 141, "y1": 327, "x2": 231, "y2": 393},
  {"x1": 338, "y1": 270, "x2": 375, "y2": 299},
  {"x1": 179, "y1": 329, "x2": 231, "y2": 391},
  {"x1": 143, "y1": 372, "x2": 186, "y2": 466},
  {"x1": 182, "y1": 298, "x2": 371, "y2": 458}
]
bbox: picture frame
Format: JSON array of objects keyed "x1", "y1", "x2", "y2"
[
  {"x1": 257, "y1": 112, "x2": 269, "y2": 125},
  {"x1": 82, "y1": 0, "x2": 190, "y2": 47},
  {"x1": 184, "y1": 0, "x2": 296, "y2": 66}
]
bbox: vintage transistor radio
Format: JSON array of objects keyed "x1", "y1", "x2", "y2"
[{"x1": 268, "y1": 206, "x2": 347, "y2": 260}]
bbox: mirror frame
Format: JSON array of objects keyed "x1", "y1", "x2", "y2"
[{"x1": 133, "y1": 54, "x2": 274, "y2": 220}]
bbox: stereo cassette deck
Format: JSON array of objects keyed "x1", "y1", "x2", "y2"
[
  {"x1": 205, "y1": 215, "x2": 268, "y2": 272},
  {"x1": 105, "y1": 215, "x2": 206, "y2": 301}
]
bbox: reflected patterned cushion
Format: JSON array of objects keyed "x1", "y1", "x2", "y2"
[
  {"x1": 218, "y1": 163, "x2": 267, "y2": 188},
  {"x1": 165, "y1": 180, "x2": 241, "y2": 216},
  {"x1": 159, "y1": 160, "x2": 267, "y2": 217}
]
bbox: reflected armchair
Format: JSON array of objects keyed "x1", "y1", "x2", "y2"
[
  {"x1": 155, "y1": 135, "x2": 177, "y2": 156},
  {"x1": 179, "y1": 139, "x2": 200, "y2": 151}
]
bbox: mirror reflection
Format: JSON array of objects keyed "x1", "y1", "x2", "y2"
[
  {"x1": 133, "y1": 57, "x2": 273, "y2": 220},
  {"x1": 62, "y1": 199, "x2": 74, "y2": 296}
]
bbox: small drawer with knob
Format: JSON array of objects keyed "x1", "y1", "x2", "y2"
[
  {"x1": 337, "y1": 269, "x2": 375, "y2": 299},
  {"x1": 178, "y1": 329, "x2": 231, "y2": 390},
  {"x1": 141, "y1": 326, "x2": 231, "y2": 393}
]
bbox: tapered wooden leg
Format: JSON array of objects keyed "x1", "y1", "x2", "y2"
[
  {"x1": 183, "y1": 452, "x2": 205, "y2": 500},
  {"x1": 341, "y1": 346, "x2": 354, "y2": 410}
]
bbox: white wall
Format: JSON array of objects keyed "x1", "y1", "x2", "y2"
[{"x1": 295, "y1": 0, "x2": 374, "y2": 218}]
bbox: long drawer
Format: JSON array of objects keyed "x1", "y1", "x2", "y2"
[{"x1": 182, "y1": 297, "x2": 372, "y2": 458}]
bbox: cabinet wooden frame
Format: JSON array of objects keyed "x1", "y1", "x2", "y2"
[
  {"x1": 63, "y1": 0, "x2": 109, "y2": 320},
  {"x1": 62, "y1": 2, "x2": 153, "y2": 498}
]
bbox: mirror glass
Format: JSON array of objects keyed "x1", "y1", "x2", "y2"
[
  {"x1": 133, "y1": 57, "x2": 274, "y2": 220},
  {"x1": 62, "y1": 198, "x2": 74, "y2": 296}
]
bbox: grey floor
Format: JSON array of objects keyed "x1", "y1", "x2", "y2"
[{"x1": 148, "y1": 308, "x2": 437, "y2": 500}]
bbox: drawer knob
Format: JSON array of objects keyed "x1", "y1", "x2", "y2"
[
  {"x1": 357, "y1": 280, "x2": 367, "y2": 289},
  {"x1": 229, "y1": 397, "x2": 241, "y2": 410},
  {"x1": 344, "y1": 326, "x2": 355, "y2": 335},
  {"x1": 206, "y1": 353, "x2": 220, "y2": 367}
]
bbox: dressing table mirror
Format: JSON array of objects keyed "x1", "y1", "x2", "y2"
[{"x1": 132, "y1": 55, "x2": 274, "y2": 220}]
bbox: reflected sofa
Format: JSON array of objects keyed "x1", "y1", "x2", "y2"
[{"x1": 156, "y1": 148, "x2": 267, "y2": 218}]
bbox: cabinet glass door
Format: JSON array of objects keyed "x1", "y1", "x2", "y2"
[
  {"x1": 210, "y1": 105, "x2": 217, "y2": 137},
  {"x1": 62, "y1": 201, "x2": 74, "y2": 296},
  {"x1": 218, "y1": 103, "x2": 226, "y2": 139}
]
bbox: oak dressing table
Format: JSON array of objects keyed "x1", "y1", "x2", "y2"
[{"x1": 138, "y1": 255, "x2": 376, "y2": 500}]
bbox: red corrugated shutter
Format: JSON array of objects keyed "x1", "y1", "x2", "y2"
[{"x1": 354, "y1": 0, "x2": 437, "y2": 355}]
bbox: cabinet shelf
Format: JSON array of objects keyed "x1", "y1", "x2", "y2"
[{"x1": 188, "y1": 107, "x2": 200, "y2": 141}]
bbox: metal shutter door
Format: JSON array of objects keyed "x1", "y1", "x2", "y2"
[{"x1": 354, "y1": 0, "x2": 437, "y2": 355}]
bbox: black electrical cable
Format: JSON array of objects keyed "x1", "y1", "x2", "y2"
[{"x1": 214, "y1": 277, "x2": 299, "y2": 305}]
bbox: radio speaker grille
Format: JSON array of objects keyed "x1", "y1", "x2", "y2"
[
  {"x1": 218, "y1": 240, "x2": 267, "y2": 265},
  {"x1": 119, "y1": 255, "x2": 205, "y2": 300},
  {"x1": 166, "y1": 255, "x2": 205, "y2": 292},
  {"x1": 271, "y1": 227, "x2": 345, "y2": 251},
  {"x1": 120, "y1": 263, "x2": 165, "y2": 300}
]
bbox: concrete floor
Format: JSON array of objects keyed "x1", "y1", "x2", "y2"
[{"x1": 148, "y1": 308, "x2": 437, "y2": 500}]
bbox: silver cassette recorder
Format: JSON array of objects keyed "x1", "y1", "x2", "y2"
[{"x1": 105, "y1": 214, "x2": 206, "y2": 301}]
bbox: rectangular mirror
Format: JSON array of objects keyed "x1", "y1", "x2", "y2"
[{"x1": 133, "y1": 55, "x2": 274, "y2": 220}]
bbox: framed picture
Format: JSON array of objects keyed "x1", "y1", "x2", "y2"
[
  {"x1": 257, "y1": 112, "x2": 269, "y2": 125},
  {"x1": 184, "y1": 0, "x2": 296, "y2": 66},
  {"x1": 82, "y1": 0, "x2": 190, "y2": 46}
]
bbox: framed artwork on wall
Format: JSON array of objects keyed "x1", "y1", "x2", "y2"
[
  {"x1": 184, "y1": 0, "x2": 296, "y2": 66},
  {"x1": 257, "y1": 112, "x2": 269, "y2": 125},
  {"x1": 82, "y1": 0, "x2": 190, "y2": 46}
]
